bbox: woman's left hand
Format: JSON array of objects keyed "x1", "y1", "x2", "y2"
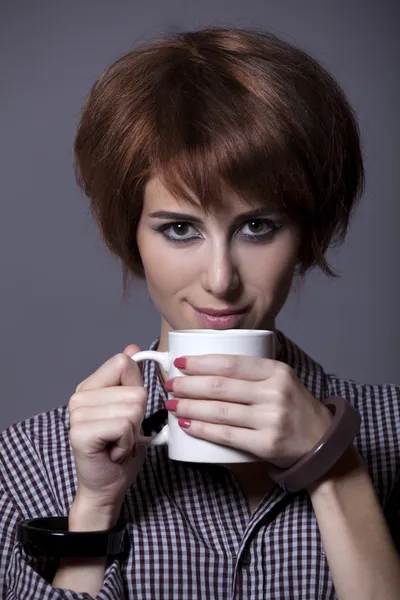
[{"x1": 165, "y1": 354, "x2": 333, "y2": 468}]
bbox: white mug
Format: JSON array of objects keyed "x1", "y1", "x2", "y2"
[{"x1": 132, "y1": 329, "x2": 275, "y2": 463}]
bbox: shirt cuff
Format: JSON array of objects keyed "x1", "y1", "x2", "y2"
[{"x1": 5, "y1": 543, "x2": 124, "y2": 600}]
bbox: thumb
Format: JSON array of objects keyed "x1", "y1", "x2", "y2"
[
  {"x1": 124, "y1": 343, "x2": 144, "y2": 375},
  {"x1": 124, "y1": 343, "x2": 141, "y2": 356}
]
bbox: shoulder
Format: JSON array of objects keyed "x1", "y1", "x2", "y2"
[
  {"x1": 0, "y1": 406, "x2": 76, "y2": 517},
  {"x1": 326, "y1": 374, "x2": 400, "y2": 433},
  {"x1": 1, "y1": 404, "x2": 70, "y2": 443},
  {"x1": 327, "y1": 374, "x2": 400, "y2": 505},
  {"x1": 0, "y1": 405, "x2": 71, "y2": 462},
  {"x1": 327, "y1": 373, "x2": 400, "y2": 403}
]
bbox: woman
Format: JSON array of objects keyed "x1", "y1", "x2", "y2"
[{"x1": 0, "y1": 26, "x2": 399, "y2": 599}]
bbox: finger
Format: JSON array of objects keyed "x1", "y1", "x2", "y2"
[
  {"x1": 69, "y1": 402, "x2": 145, "y2": 429},
  {"x1": 177, "y1": 419, "x2": 266, "y2": 457},
  {"x1": 123, "y1": 344, "x2": 144, "y2": 375},
  {"x1": 174, "y1": 354, "x2": 286, "y2": 381},
  {"x1": 168, "y1": 375, "x2": 267, "y2": 405},
  {"x1": 70, "y1": 417, "x2": 136, "y2": 463},
  {"x1": 69, "y1": 386, "x2": 147, "y2": 411},
  {"x1": 167, "y1": 398, "x2": 261, "y2": 429},
  {"x1": 124, "y1": 344, "x2": 141, "y2": 356},
  {"x1": 76, "y1": 345, "x2": 143, "y2": 392}
]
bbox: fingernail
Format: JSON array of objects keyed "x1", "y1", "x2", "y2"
[
  {"x1": 178, "y1": 418, "x2": 191, "y2": 429},
  {"x1": 174, "y1": 357, "x2": 187, "y2": 370},
  {"x1": 165, "y1": 399, "x2": 178, "y2": 411},
  {"x1": 164, "y1": 379, "x2": 174, "y2": 392}
]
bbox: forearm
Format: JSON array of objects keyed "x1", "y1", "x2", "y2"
[
  {"x1": 52, "y1": 556, "x2": 107, "y2": 596},
  {"x1": 52, "y1": 502, "x2": 118, "y2": 596},
  {"x1": 308, "y1": 445, "x2": 400, "y2": 600}
]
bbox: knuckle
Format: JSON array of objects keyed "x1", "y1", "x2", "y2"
[
  {"x1": 220, "y1": 425, "x2": 235, "y2": 445},
  {"x1": 269, "y1": 409, "x2": 282, "y2": 431},
  {"x1": 69, "y1": 405, "x2": 84, "y2": 425},
  {"x1": 68, "y1": 392, "x2": 81, "y2": 413},
  {"x1": 210, "y1": 377, "x2": 225, "y2": 394},
  {"x1": 135, "y1": 387, "x2": 148, "y2": 405},
  {"x1": 114, "y1": 352, "x2": 130, "y2": 372},
  {"x1": 126, "y1": 404, "x2": 143, "y2": 425},
  {"x1": 267, "y1": 387, "x2": 281, "y2": 405},
  {"x1": 269, "y1": 385, "x2": 291, "y2": 411},
  {"x1": 219, "y1": 355, "x2": 240, "y2": 377},
  {"x1": 69, "y1": 422, "x2": 86, "y2": 448},
  {"x1": 215, "y1": 403, "x2": 229, "y2": 422},
  {"x1": 276, "y1": 362, "x2": 294, "y2": 378}
]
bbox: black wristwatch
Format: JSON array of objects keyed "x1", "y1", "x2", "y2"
[{"x1": 17, "y1": 516, "x2": 128, "y2": 558}]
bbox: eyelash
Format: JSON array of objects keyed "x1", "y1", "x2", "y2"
[{"x1": 154, "y1": 219, "x2": 283, "y2": 244}]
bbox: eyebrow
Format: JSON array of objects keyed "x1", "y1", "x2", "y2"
[{"x1": 148, "y1": 207, "x2": 280, "y2": 226}]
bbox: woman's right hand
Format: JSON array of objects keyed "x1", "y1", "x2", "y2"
[{"x1": 68, "y1": 344, "x2": 147, "y2": 528}]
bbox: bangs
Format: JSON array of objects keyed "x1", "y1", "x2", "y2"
[{"x1": 147, "y1": 54, "x2": 311, "y2": 218}]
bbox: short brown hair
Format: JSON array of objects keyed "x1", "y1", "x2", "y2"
[{"x1": 74, "y1": 26, "x2": 364, "y2": 293}]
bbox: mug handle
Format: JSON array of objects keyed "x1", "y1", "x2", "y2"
[{"x1": 131, "y1": 350, "x2": 170, "y2": 447}]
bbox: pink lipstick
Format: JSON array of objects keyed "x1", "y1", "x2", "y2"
[{"x1": 191, "y1": 305, "x2": 248, "y2": 329}]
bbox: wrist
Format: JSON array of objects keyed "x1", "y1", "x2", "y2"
[
  {"x1": 70, "y1": 495, "x2": 122, "y2": 531},
  {"x1": 307, "y1": 445, "x2": 365, "y2": 495},
  {"x1": 268, "y1": 396, "x2": 361, "y2": 493}
]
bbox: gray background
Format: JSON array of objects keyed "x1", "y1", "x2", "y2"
[{"x1": 0, "y1": 0, "x2": 399, "y2": 429}]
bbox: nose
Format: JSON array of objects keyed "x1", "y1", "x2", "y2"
[{"x1": 201, "y1": 243, "x2": 240, "y2": 298}]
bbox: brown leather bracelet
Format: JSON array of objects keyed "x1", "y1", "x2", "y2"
[{"x1": 268, "y1": 396, "x2": 361, "y2": 493}]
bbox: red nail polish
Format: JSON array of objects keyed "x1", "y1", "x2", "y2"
[
  {"x1": 164, "y1": 379, "x2": 174, "y2": 392},
  {"x1": 178, "y1": 418, "x2": 191, "y2": 429},
  {"x1": 174, "y1": 357, "x2": 187, "y2": 370},
  {"x1": 165, "y1": 399, "x2": 178, "y2": 411}
]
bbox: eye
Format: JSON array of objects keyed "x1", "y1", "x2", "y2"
[
  {"x1": 239, "y1": 218, "x2": 281, "y2": 239},
  {"x1": 155, "y1": 222, "x2": 201, "y2": 242}
]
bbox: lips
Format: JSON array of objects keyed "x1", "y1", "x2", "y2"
[
  {"x1": 193, "y1": 306, "x2": 247, "y2": 316},
  {"x1": 190, "y1": 305, "x2": 248, "y2": 329}
]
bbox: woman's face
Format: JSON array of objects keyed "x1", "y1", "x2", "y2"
[{"x1": 137, "y1": 177, "x2": 301, "y2": 348}]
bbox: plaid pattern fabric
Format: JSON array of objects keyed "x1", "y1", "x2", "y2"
[{"x1": 1, "y1": 330, "x2": 399, "y2": 599}]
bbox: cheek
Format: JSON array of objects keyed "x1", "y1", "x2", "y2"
[
  {"x1": 139, "y1": 241, "x2": 194, "y2": 298},
  {"x1": 240, "y1": 234, "x2": 299, "y2": 309},
  {"x1": 246, "y1": 240, "x2": 298, "y2": 284}
]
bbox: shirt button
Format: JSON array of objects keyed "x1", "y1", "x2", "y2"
[{"x1": 240, "y1": 548, "x2": 251, "y2": 567}]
